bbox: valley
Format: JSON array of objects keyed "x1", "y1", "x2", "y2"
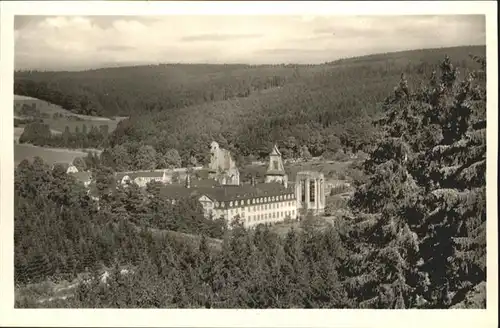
[{"x1": 12, "y1": 45, "x2": 488, "y2": 310}]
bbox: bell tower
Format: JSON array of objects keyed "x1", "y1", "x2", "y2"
[{"x1": 265, "y1": 144, "x2": 288, "y2": 187}]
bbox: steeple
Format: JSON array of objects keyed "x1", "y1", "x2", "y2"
[{"x1": 265, "y1": 144, "x2": 287, "y2": 184}]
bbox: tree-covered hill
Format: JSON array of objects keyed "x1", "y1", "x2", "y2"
[
  {"x1": 14, "y1": 63, "x2": 300, "y2": 117},
  {"x1": 14, "y1": 46, "x2": 486, "y2": 166},
  {"x1": 14, "y1": 46, "x2": 484, "y2": 117},
  {"x1": 107, "y1": 46, "x2": 485, "y2": 165}
]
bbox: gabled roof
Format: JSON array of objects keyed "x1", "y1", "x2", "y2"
[
  {"x1": 160, "y1": 181, "x2": 294, "y2": 206},
  {"x1": 203, "y1": 182, "x2": 295, "y2": 205}
]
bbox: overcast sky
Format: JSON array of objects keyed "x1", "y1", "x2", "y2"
[{"x1": 14, "y1": 15, "x2": 485, "y2": 71}]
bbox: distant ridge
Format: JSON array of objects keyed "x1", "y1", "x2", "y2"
[
  {"x1": 14, "y1": 45, "x2": 486, "y2": 73},
  {"x1": 324, "y1": 44, "x2": 486, "y2": 65}
]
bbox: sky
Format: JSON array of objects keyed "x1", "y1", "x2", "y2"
[{"x1": 14, "y1": 15, "x2": 486, "y2": 71}]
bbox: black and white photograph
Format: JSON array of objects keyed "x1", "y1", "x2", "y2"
[{"x1": 0, "y1": 1, "x2": 497, "y2": 327}]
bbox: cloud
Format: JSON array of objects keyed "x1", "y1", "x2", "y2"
[
  {"x1": 311, "y1": 15, "x2": 486, "y2": 39},
  {"x1": 14, "y1": 15, "x2": 486, "y2": 70},
  {"x1": 97, "y1": 45, "x2": 137, "y2": 52},
  {"x1": 181, "y1": 33, "x2": 263, "y2": 42}
]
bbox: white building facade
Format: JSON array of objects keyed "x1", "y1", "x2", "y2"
[{"x1": 295, "y1": 171, "x2": 326, "y2": 215}]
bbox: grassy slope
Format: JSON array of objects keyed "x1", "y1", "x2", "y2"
[
  {"x1": 14, "y1": 96, "x2": 122, "y2": 165},
  {"x1": 14, "y1": 143, "x2": 90, "y2": 166},
  {"x1": 14, "y1": 95, "x2": 124, "y2": 133}
]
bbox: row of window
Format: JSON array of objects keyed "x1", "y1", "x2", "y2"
[
  {"x1": 228, "y1": 201, "x2": 294, "y2": 214},
  {"x1": 245, "y1": 210, "x2": 296, "y2": 223},
  {"x1": 216, "y1": 194, "x2": 294, "y2": 208}
]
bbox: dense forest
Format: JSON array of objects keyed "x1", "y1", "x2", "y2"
[
  {"x1": 341, "y1": 54, "x2": 487, "y2": 308},
  {"x1": 15, "y1": 46, "x2": 485, "y2": 166},
  {"x1": 14, "y1": 159, "x2": 226, "y2": 287},
  {"x1": 14, "y1": 64, "x2": 297, "y2": 117},
  {"x1": 15, "y1": 53, "x2": 487, "y2": 309}
]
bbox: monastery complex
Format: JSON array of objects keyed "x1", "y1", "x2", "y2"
[{"x1": 73, "y1": 141, "x2": 326, "y2": 228}]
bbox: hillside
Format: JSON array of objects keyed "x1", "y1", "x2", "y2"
[
  {"x1": 14, "y1": 144, "x2": 89, "y2": 167},
  {"x1": 14, "y1": 95, "x2": 124, "y2": 134},
  {"x1": 14, "y1": 46, "x2": 484, "y2": 117},
  {"x1": 108, "y1": 46, "x2": 486, "y2": 164},
  {"x1": 14, "y1": 46, "x2": 486, "y2": 165},
  {"x1": 14, "y1": 64, "x2": 301, "y2": 117},
  {"x1": 14, "y1": 95, "x2": 127, "y2": 154},
  {"x1": 13, "y1": 49, "x2": 487, "y2": 309}
]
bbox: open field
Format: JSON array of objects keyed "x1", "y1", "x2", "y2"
[
  {"x1": 14, "y1": 94, "x2": 126, "y2": 134},
  {"x1": 14, "y1": 143, "x2": 89, "y2": 166},
  {"x1": 14, "y1": 127, "x2": 62, "y2": 143}
]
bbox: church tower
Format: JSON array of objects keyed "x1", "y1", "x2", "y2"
[{"x1": 265, "y1": 144, "x2": 288, "y2": 187}]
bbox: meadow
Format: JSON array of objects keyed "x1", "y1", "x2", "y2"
[
  {"x1": 14, "y1": 143, "x2": 89, "y2": 166},
  {"x1": 14, "y1": 94, "x2": 125, "y2": 134}
]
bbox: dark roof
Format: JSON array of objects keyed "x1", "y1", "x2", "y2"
[
  {"x1": 190, "y1": 179, "x2": 220, "y2": 188},
  {"x1": 160, "y1": 181, "x2": 295, "y2": 206},
  {"x1": 159, "y1": 185, "x2": 199, "y2": 199},
  {"x1": 210, "y1": 182, "x2": 292, "y2": 200}
]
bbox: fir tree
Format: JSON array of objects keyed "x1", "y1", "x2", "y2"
[{"x1": 342, "y1": 55, "x2": 486, "y2": 309}]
